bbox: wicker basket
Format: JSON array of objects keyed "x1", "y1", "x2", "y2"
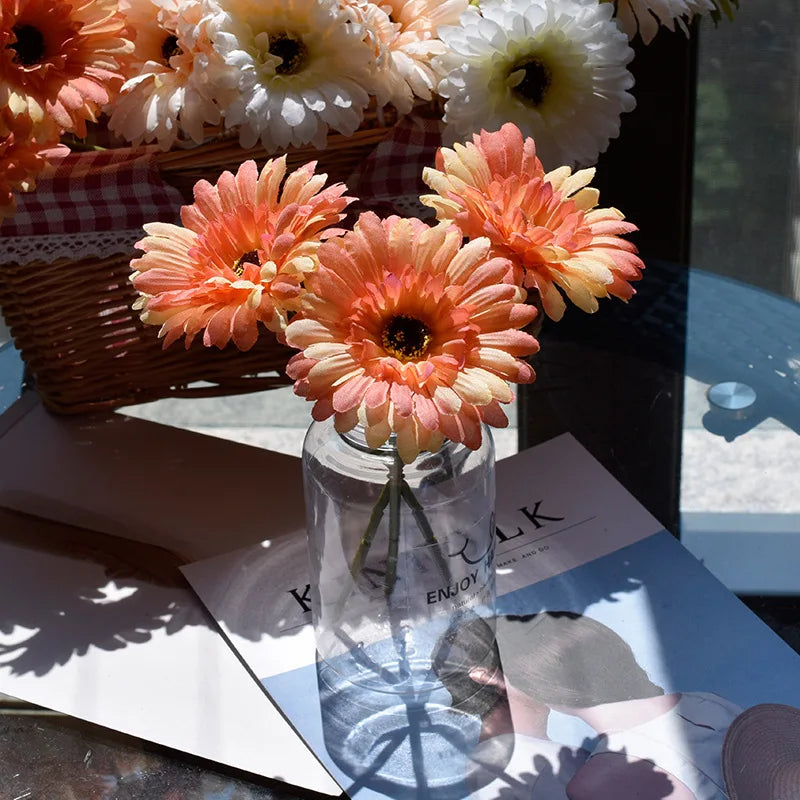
[{"x1": 0, "y1": 118, "x2": 396, "y2": 415}]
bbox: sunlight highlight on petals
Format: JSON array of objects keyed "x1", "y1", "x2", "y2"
[
  {"x1": 131, "y1": 157, "x2": 353, "y2": 349},
  {"x1": 421, "y1": 122, "x2": 645, "y2": 321},
  {"x1": 285, "y1": 213, "x2": 539, "y2": 463}
]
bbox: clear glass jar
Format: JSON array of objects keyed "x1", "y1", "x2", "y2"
[{"x1": 302, "y1": 418, "x2": 497, "y2": 696}]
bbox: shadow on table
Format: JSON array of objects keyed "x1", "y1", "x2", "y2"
[{"x1": 0, "y1": 507, "x2": 207, "y2": 678}]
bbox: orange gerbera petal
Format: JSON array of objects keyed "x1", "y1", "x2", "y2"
[
  {"x1": 130, "y1": 158, "x2": 353, "y2": 350},
  {"x1": 285, "y1": 212, "x2": 539, "y2": 463},
  {"x1": 0, "y1": 113, "x2": 64, "y2": 221},
  {"x1": 0, "y1": 0, "x2": 132, "y2": 137},
  {"x1": 421, "y1": 122, "x2": 645, "y2": 321}
]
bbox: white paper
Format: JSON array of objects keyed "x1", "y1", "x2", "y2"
[{"x1": 0, "y1": 395, "x2": 340, "y2": 796}]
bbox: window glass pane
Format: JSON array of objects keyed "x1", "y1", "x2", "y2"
[
  {"x1": 682, "y1": 3, "x2": 800, "y2": 594},
  {"x1": 692, "y1": 3, "x2": 800, "y2": 299}
]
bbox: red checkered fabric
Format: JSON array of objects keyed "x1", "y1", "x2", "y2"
[
  {"x1": 0, "y1": 146, "x2": 184, "y2": 238},
  {"x1": 0, "y1": 118, "x2": 441, "y2": 249},
  {"x1": 348, "y1": 113, "x2": 444, "y2": 214}
]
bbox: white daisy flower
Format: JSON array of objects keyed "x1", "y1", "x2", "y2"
[
  {"x1": 108, "y1": 0, "x2": 223, "y2": 149},
  {"x1": 611, "y1": 0, "x2": 716, "y2": 44},
  {"x1": 435, "y1": 0, "x2": 636, "y2": 169},
  {"x1": 206, "y1": 0, "x2": 381, "y2": 151}
]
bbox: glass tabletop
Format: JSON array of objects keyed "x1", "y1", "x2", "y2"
[{"x1": 2, "y1": 254, "x2": 799, "y2": 797}]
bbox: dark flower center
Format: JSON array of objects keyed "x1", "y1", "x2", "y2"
[
  {"x1": 382, "y1": 315, "x2": 432, "y2": 362},
  {"x1": 161, "y1": 34, "x2": 183, "y2": 64},
  {"x1": 9, "y1": 24, "x2": 46, "y2": 67},
  {"x1": 511, "y1": 57, "x2": 552, "y2": 107},
  {"x1": 233, "y1": 250, "x2": 260, "y2": 277},
  {"x1": 269, "y1": 33, "x2": 307, "y2": 75}
]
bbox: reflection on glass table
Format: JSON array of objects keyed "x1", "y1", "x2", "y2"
[
  {"x1": 0, "y1": 705, "x2": 309, "y2": 800},
  {"x1": 681, "y1": 270, "x2": 800, "y2": 597},
  {"x1": 0, "y1": 318, "x2": 24, "y2": 416},
  {"x1": 519, "y1": 259, "x2": 800, "y2": 607}
]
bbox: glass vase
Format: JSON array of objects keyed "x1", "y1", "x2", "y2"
[{"x1": 302, "y1": 418, "x2": 497, "y2": 696}]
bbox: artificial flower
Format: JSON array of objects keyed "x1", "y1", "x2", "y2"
[
  {"x1": 0, "y1": 0, "x2": 132, "y2": 137},
  {"x1": 607, "y1": 0, "x2": 715, "y2": 44},
  {"x1": 0, "y1": 116, "x2": 64, "y2": 221},
  {"x1": 335, "y1": 0, "x2": 407, "y2": 112},
  {"x1": 204, "y1": 0, "x2": 381, "y2": 151},
  {"x1": 345, "y1": 0, "x2": 468, "y2": 113},
  {"x1": 285, "y1": 213, "x2": 539, "y2": 463},
  {"x1": 108, "y1": 0, "x2": 223, "y2": 149},
  {"x1": 131, "y1": 157, "x2": 352, "y2": 350},
  {"x1": 435, "y1": 0, "x2": 636, "y2": 169},
  {"x1": 710, "y1": 0, "x2": 738, "y2": 22},
  {"x1": 421, "y1": 122, "x2": 644, "y2": 321}
]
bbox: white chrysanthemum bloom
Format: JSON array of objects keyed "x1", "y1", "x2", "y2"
[
  {"x1": 108, "y1": 0, "x2": 223, "y2": 149},
  {"x1": 435, "y1": 0, "x2": 636, "y2": 169},
  {"x1": 610, "y1": 0, "x2": 715, "y2": 44},
  {"x1": 206, "y1": 0, "x2": 381, "y2": 151}
]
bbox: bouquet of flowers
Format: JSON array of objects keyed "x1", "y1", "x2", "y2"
[
  {"x1": 1, "y1": 0, "x2": 738, "y2": 222},
  {"x1": 129, "y1": 121, "x2": 643, "y2": 458},
  {"x1": 129, "y1": 122, "x2": 645, "y2": 691}
]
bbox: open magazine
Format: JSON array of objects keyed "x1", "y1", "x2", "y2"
[{"x1": 183, "y1": 433, "x2": 800, "y2": 800}]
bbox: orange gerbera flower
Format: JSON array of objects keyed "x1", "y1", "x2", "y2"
[
  {"x1": 421, "y1": 122, "x2": 645, "y2": 322},
  {"x1": 131, "y1": 158, "x2": 353, "y2": 351},
  {"x1": 0, "y1": 0, "x2": 132, "y2": 137},
  {"x1": 285, "y1": 213, "x2": 539, "y2": 463},
  {"x1": 0, "y1": 114, "x2": 64, "y2": 221}
]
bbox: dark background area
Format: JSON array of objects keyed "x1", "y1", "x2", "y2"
[{"x1": 520, "y1": 27, "x2": 697, "y2": 537}]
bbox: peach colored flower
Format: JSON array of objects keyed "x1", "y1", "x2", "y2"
[
  {"x1": 343, "y1": 0, "x2": 467, "y2": 113},
  {"x1": 131, "y1": 157, "x2": 352, "y2": 351},
  {"x1": 0, "y1": 115, "x2": 64, "y2": 221},
  {"x1": 0, "y1": 0, "x2": 132, "y2": 137},
  {"x1": 285, "y1": 213, "x2": 539, "y2": 463},
  {"x1": 421, "y1": 122, "x2": 644, "y2": 321}
]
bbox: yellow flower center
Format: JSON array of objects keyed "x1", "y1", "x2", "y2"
[
  {"x1": 381, "y1": 315, "x2": 432, "y2": 362},
  {"x1": 269, "y1": 32, "x2": 307, "y2": 75},
  {"x1": 234, "y1": 250, "x2": 260, "y2": 277},
  {"x1": 161, "y1": 34, "x2": 183, "y2": 64},
  {"x1": 9, "y1": 24, "x2": 46, "y2": 66},
  {"x1": 508, "y1": 56, "x2": 552, "y2": 107}
]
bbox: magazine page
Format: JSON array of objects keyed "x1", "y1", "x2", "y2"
[{"x1": 183, "y1": 433, "x2": 800, "y2": 800}]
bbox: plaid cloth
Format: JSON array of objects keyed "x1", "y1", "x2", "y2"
[
  {"x1": 0, "y1": 117, "x2": 442, "y2": 264},
  {"x1": 348, "y1": 113, "x2": 444, "y2": 217},
  {"x1": 0, "y1": 146, "x2": 184, "y2": 240}
]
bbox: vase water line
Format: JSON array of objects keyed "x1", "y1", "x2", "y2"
[{"x1": 302, "y1": 418, "x2": 497, "y2": 695}]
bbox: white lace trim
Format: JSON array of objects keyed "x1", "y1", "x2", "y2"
[
  {"x1": 0, "y1": 197, "x2": 431, "y2": 267},
  {"x1": 0, "y1": 229, "x2": 145, "y2": 265}
]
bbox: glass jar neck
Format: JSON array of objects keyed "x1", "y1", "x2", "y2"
[
  {"x1": 338, "y1": 424, "x2": 458, "y2": 462},
  {"x1": 338, "y1": 425, "x2": 398, "y2": 456}
]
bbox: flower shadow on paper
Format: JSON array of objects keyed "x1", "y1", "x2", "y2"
[{"x1": 0, "y1": 508, "x2": 207, "y2": 678}]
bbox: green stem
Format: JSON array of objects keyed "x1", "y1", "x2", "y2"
[
  {"x1": 349, "y1": 481, "x2": 390, "y2": 580},
  {"x1": 385, "y1": 451, "x2": 403, "y2": 596},
  {"x1": 401, "y1": 480, "x2": 451, "y2": 584}
]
